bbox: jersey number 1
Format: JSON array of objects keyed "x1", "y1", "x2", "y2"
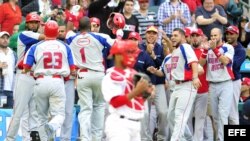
[{"x1": 43, "y1": 52, "x2": 62, "y2": 69}]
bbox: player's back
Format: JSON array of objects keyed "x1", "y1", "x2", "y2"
[
  {"x1": 69, "y1": 32, "x2": 113, "y2": 72},
  {"x1": 30, "y1": 40, "x2": 72, "y2": 77}
]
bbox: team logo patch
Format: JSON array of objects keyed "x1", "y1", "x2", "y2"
[{"x1": 77, "y1": 38, "x2": 90, "y2": 46}]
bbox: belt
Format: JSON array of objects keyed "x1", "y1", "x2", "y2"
[
  {"x1": 209, "y1": 80, "x2": 230, "y2": 84},
  {"x1": 175, "y1": 80, "x2": 190, "y2": 84},
  {"x1": 120, "y1": 115, "x2": 140, "y2": 122},
  {"x1": 36, "y1": 75, "x2": 62, "y2": 79}
]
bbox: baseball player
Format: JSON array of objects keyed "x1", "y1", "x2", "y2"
[
  {"x1": 102, "y1": 39, "x2": 154, "y2": 141},
  {"x1": 168, "y1": 28, "x2": 200, "y2": 141},
  {"x1": 188, "y1": 28, "x2": 209, "y2": 141},
  {"x1": 23, "y1": 20, "x2": 75, "y2": 140},
  {"x1": 67, "y1": 17, "x2": 115, "y2": 141},
  {"x1": 57, "y1": 24, "x2": 77, "y2": 141},
  {"x1": 6, "y1": 13, "x2": 45, "y2": 141},
  {"x1": 225, "y1": 25, "x2": 246, "y2": 125},
  {"x1": 199, "y1": 27, "x2": 235, "y2": 140}
]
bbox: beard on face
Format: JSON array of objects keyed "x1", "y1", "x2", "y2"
[
  {"x1": 57, "y1": 37, "x2": 65, "y2": 41},
  {"x1": 0, "y1": 45, "x2": 8, "y2": 48},
  {"x1": 192, "y1": 42, "x2": 200, "y2": 48}
]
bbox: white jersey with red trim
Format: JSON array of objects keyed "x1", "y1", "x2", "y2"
[
  {"x1": 102, "y1": 67, "x2": 145, "y2": 119},
  {"x1": 206, "y1": 43, "x2": 234, "y2": 82},
  {"x1": 23, "y1": 40, "x2": 75, "y2": 77},
  {"x1": 17, "y1": 31, "x2": 40, "y2": 63},
  {"x1": 160, "y1": 54, "x2": 172, "y2": 81},
  {"x1": 67, "y1": 32, "x2": 114, "y2": 72},
  {"x1": 171, "y1": 43, "x2": 198, "y2": 81}
]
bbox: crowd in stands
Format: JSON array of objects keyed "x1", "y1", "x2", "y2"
[{"x1": 1, "y1": 0, "x2": 250, "y2": 140}]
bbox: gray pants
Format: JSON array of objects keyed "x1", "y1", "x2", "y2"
[
  {"x1": 34, "y1": 77, "x2": 66, "y2": 141},
  {"x1": 77, "y1": 71, "x2": 105, "y2": 141},
  {"x1": 141, "y1": 84, "x2": 169, "y2": 141},
  {"x1": 6, "y1": 73, "x2": 37, "y2": 141},
  {"x1": 209, "y1": 80, "x2": 234, "y2": 141},
  {"x1": 60, "y1": 79, "x2": 76, "y2": 141}
]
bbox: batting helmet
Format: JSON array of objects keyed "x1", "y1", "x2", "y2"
[
  {"x1": 107, "y1": 12, "x2": 125, "y2": 35},
  {"x1": 44, "y1": 20, "x2": 59, "y2": 39},
  {"x1": 26, "y1": 13, "x2": 41, "y2": 23},
  {"x1": 110, "y1": 40, "x2": 140, "y2": 68}
]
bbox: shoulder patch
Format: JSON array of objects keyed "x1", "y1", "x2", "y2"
[{"x1": 110, "y1": 72, "x2": 124, "y2": 81}]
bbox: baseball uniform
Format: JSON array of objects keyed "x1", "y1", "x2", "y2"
[
  {"x1": 6, "y1": 31, "x2": 41, "y2": 141},
  {"x1": 23, "y1": 39, "x2": 75, "y2": 140},
  {"x1": 168, "y1": 43, "x2": 198, "y2": 141},
  {"x1": 206, "y1": 43, "x2": 234, "y2": 141},
  {"x1": 67, "y1": 32, "x2": 114, "y2": 140},
  {"x1": 102, "y1": 67, "x2": 145, "y2": 141}
]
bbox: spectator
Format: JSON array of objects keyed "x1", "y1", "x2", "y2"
[
  {"x1": 88, "y1": 0, "x2": 125, "y2": 38},
  {"x1": 21, "y1": 0, "x2": 52, "y2": 18},
  {"x1": 64, "y1": 0, "x2": 86, "y2": 31},
  {"x1": 182, "y1": 0, "x2": 202, "y2": 26},
  {"x1": 0, "y1": 0, "x2": 22, "y2": 35},
  {"x1": 133, "y1": 0, "x2": 158, "y2": 41},
  {"x1": 239, "y1": 98, "x2": 250, "y2": 125},
  {"x1": 224, "y1": 0, "x2": 243, "y2": 25},
  {"x1": 238, "y1": 16, "x2": 250, "y2": 48},
  {"x1": 195, "y1": 0, "x2": 228, "y2": 39},
  {"x1": 0, "y1": 31, "x2": 16, "y2": 108},
  {"x1": 90, "y1": 17, "x2": 100, "y2": 33},
  {"x1": 241, "y1": 77, "x2": 250, "y2": 102},
  {"x1": 139, "y1": 26, "x2": 168, "y2": 141},
  {"x1": 12, "y1": 24, "x2": 19, "y2": 35},
  {"x1": 121, "y1": 0, "x2": 139, "y2": 39},
  {"x1": 8, "y1": 21, "x2": 26, "y2": 52},
  {"x1": 158, "y1": 0, "x2": 191, "y2": 37}
]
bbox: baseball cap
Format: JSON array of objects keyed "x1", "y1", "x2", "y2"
[
  {"x1": 183, "y1": 27, "x2": 192, "y2": 37},
  {"x1": 146, "y1": 26, "x2": 158, "y2": 33},
  {"x1": 239, "y1": 16, "x2": 249, "y2": 22},
  {"x1": 138, "y1": 0, "x2": 149, "y2": 3},
  {"x1": 0, "y1": 31, "x2": 10, "y2": 38},
  {"x1": 90, "y1": 17, "x2": 100, "y2": 26},
  {"x1": 128, "y1": 31, "x2": 142, "y2": 41},
  {"x1": 226, "y1": 25, "x2": 239, "y2": 34},
  {"x1": 242, "y1": 77, "x2": 250, "y2": 86},
  {"x1": 191, "y1": 28, "x2": 203, "y2": 36}
]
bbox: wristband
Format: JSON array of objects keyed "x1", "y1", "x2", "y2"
[{"x1": 213, "y1": 48, "x2": 221, "y2": 58}]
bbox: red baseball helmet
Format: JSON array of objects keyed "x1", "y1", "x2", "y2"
[
  {"x1": 44, "y1": 20, "x2": 59, "y2": 39},
  {"x1": 26, "y1": 13, "x2": 41, "y2": 23},
  {"x1": 110, "y1": 40, "x2": 139, "y2": 68},
  {"x1": 107, "y1": 12, "x2": 125, "y2": 34}
]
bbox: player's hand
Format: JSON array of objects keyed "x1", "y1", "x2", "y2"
[
  {"x1": 192, "y1": 78, "x2": 201, "y2": 89},
  {"x1": 208, "y1": 40, "x2": 217, "y2": 49},
  {"x1": 147, "y1": 66, "x2": 157, "y2": 74},
  {"x1": 134, "y1": 78, "x2": 149, "y2": 95}
]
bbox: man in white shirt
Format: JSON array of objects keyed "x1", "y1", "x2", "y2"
[{"x1": 0, "y1": 31, "x2": 16, "y2": 108}]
